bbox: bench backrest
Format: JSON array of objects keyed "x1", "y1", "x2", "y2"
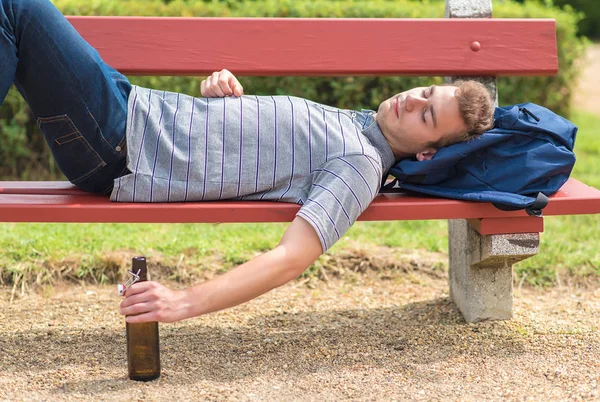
[{"x1": 67, "y1": 17, "x2": 557, "y2": 77}]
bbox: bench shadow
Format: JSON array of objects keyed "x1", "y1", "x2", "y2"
[{"x1": 0, "y1": 297, "x2": 529, "y2": 396}]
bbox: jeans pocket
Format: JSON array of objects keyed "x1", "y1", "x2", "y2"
[{"x1": 37, "y1": 114, "x2": 107, "y2": 184}]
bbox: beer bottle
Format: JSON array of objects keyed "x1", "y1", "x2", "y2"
[{"x1": 126, "y1": 256, "x2": 161, "y2": 381}]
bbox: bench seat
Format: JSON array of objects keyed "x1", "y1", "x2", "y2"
[{"x1": 1, "y1": 178, "x2": 598, "y2": 236}]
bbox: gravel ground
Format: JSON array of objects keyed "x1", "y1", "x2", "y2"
[{"x1": 1, "y1": 269, "x2": 599, "y2": 402}]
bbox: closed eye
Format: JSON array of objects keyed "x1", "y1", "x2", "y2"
[
  {"x1": 420, "y1": 86, "x2": 436, "y2": 127},
  {"x1": 421, "y1": 89, "x2": 428, "y2": 124}
]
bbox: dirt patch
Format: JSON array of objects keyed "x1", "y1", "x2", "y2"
[
  {"x1": 2, "y1": 245, "x2": 449, "y2": 297},
  {"x1": 573, "y1": 43, "x2": 600, "y2": 114},
  {"x1": 1, "y1": 267, "x2": 598, "y2": 401}
]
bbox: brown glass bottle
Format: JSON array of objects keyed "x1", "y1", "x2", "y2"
[{"x1": 126, "y1": 256, "x2": 161, "y2": 381}]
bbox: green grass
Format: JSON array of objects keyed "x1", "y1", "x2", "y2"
[{"x1": 1, "y1": 111, "x2": 598, "y2": 288}]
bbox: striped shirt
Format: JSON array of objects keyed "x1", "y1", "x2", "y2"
[{"x1": 111, "y1": 86, "x2": 395, "y2": 252}]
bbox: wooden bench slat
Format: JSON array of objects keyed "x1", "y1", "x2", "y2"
[
  {"x1": 0, "y1": 193, "x2": 522, "y2": 223},
  {"x1": 0, "y1": 179, "x2": 597, "y2": 232},
  {"x1": 67, "y1": 17, "x2": 558, "y2": 76},
  {"x1": 467, "y1": 217, "x2": 544, "y2": 235},
  {"x1": 0, "y1": 181, "x2": 83, "y2": 195}
]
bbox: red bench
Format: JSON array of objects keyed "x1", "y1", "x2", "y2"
[{"x1": 1, "y1": 13, "x2": 599, "y2": 322}]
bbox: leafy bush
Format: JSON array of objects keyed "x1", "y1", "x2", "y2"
[
  {"x1": 563, "y1": 0, "x2": 600, "y2": 38},
  {"x1": 0, "y1": 0, "x2": 586, "y2": 179},
  {"x1": 493, "y1": 0, "x2": 587, "y2": 115},
  {"x1": 517, "y1": 0, "x2": 600, "y2": 39}
]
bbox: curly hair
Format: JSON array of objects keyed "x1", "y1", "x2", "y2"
[{"x1": 428, "y1": 80, "x2": 494, "y2": 149}]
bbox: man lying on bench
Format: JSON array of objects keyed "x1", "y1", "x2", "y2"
[{"x1": 0, "y1": 0, "x2": 494, "y2": 323}]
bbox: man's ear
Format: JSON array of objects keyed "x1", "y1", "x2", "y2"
[{"x1": 416, "y1": 148, "x2": 437, "y2": 161}]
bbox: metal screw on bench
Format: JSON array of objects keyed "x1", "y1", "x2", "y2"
[{"x1": 124, "y1": 256, "x2": 161, "y2": 381}]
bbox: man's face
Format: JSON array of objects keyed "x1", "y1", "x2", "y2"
[{"x1": 375, "y1": 85, "x2": 467, "y2": 161}]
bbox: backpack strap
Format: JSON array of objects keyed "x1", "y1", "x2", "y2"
[
  {"x1": 492, "y1": 192, "x2": 549, "y2": 217},
  {"x1": 519, "y1": 107, "x2": 540, "y2": 122},
  {"x1": 526, "y1": 192, "x2": 549, "y2": 216}
]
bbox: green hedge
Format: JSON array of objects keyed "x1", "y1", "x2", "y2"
[
  {"x1": 522, "y1": 0, "x2": 600, "y2": 39},
  {"x1": 558, "y1": 0, "x2": 600, "y2": 38},
  {"x1": 0, "y1": 0, "x2": 586, "y2": 179}
]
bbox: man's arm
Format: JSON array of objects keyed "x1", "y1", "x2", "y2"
[{"x1": 120, "y1": 216, "x2": 323, "y2": 323}]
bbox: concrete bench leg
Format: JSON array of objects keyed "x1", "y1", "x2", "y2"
[
  {"x1": 444, "y1": 0, "x2": 540, "y2": 323},
  {"x1": 448, "y1": 219, "x2": 539, "y2": 323}
]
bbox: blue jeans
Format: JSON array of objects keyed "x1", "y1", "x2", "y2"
[{"x1": 0, "y1": 0, "x2": 130, "y2": 194}]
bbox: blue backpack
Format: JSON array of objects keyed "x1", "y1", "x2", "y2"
[{"x1": 386, "y1": 103, "x2": 577, "y2": 216}]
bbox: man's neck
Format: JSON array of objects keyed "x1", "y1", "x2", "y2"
[{"x1": 372, "y1": 112, "x2": 412, "y2": 161}]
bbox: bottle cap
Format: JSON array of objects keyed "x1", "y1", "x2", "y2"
[{"x1": 117, "y1": 267, "x2": 142, "y2": 297}]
